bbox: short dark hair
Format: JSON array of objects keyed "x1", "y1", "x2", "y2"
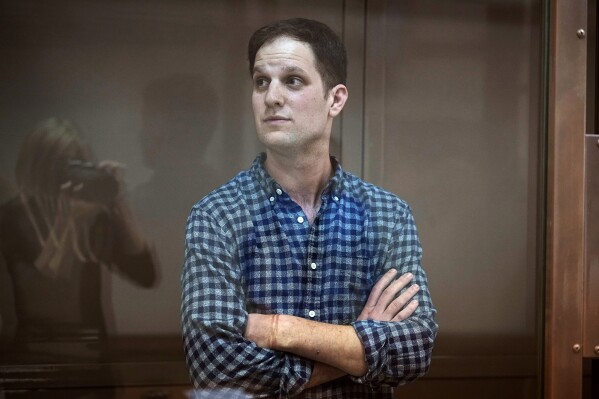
[{"x1": 248, "y1": 18, "x2": 347, "y2": 92}]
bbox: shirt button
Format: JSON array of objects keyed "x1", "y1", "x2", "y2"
[
  {"x1": 297, "y1": 216, "x2": 304, "y2": 224},
  {"x1": 269, "y1": 196, "x2": 275, "y2": 202},
  {"x1": 310, "y1": 262, "x2": 317, "y2": 270},
  {"x1": 333, "y1": 196, "x2": 339, "y2": 202},
  {"x1": 276, "y1": 188, "x2": 283, "y2": 195},
  {"x1": 308, "y1": 310, "x2": 316, "y2": 318}
]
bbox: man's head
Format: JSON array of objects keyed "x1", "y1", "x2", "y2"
[{"x1": 248, "y1": 18, "x2": 347, "y2": 93}]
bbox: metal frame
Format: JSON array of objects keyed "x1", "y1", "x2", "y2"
[{"x1": 545, "y1": 0, "x2": 588, "y2": 397}]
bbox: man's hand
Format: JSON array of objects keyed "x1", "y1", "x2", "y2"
[{"x1": 357, "y1": 269, "x2": 419, "y2": 321}]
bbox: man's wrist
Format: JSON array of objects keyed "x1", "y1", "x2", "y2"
[
  {"x1": 272, "y1": 314, "x2": 294, "y2": 351},
  {"x1": 268, "y1": 314, "x2": 280, "y2": 349},
  {"x1": 270, "y1": 314, "x2": 368, "y2": 377}
]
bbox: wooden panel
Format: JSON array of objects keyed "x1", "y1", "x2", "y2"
[
  {"x1": 2, "y1": 386, "x2": 191, "y2": 399},
  {"x1": 0, "y1": 337, "x2": 189, "y2": 390},
  {"x1": 396, "y1": 378, "x2": 537, "y2": 399},
  {"x1": 545, "y1": 0, "x2": 587, "y2": 397},
  {"x1": 0, "y1": 336, "x2": 536, "y2": 394},
  {"x1": 397, "y1": 332, "x2": 537, "y2": 398}
]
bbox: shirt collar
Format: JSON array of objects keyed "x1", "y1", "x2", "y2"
[{"x1": 250, "y1": 152, "x2": 345, "y2": 199}]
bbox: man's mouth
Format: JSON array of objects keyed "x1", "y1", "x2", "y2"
[{"x1": 264, "y1": 116, "x2": 290, "y2": 123}]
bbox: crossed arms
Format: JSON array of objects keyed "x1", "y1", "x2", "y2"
[
  {"x1": 181, "y1": 205, "x2": 437, "y2": 397},
  {"x1": 244, "y1": 269, "x2": 420, "y2": 386}
]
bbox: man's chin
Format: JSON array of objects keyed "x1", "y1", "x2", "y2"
[{"x1": 257, "y1": 130, "x2": 297, "y2": 147}]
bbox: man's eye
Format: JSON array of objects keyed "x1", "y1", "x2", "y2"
[
  {"x1": 287, "y1": 77, "x2": 303, "y2": 87},
  {"x1": 254, "y1": 78, "x2": 269, "y2": 89}
]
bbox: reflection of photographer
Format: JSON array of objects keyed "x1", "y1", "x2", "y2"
[
  {"x1": 65, "y1": 159, "x2": 119, "y2": 204},
  {"x1": 0, "y1": 118, "x2": 157, "y2": 341}
]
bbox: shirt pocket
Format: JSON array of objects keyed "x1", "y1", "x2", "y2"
[{"x1": 324, "y1": 256, "x2": 373, "y2": 324}]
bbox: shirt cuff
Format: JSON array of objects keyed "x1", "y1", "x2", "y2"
[
  {"x1": 350, "y1": 319, "x2": 390, "y2": 386},
  {"x1": 279, "y1": 354, "x2": 313, "y2": 396}
]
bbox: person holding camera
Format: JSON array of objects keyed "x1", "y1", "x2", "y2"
[{"x1": 0, "y1": 117, "x2": 156, "y2": 341}]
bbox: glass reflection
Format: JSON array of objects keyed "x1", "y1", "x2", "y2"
[
  {"x1": 126, "y1": 74, "x2": 221, "y2": 335},
  {"x1": 0, "y1": 118, "x2": 157, "y2": 346}
]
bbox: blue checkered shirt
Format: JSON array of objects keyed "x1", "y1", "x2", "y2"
[{"x1": 181, "y1": 154, "x2": 437, "y2": 398}]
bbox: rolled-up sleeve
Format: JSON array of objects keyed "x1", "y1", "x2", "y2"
[
  {"x1": 350, "y1": 204, "x2": 438, "y2": 387},
  {"x1": 181, "y1": 206, "x2": 312, "y2": 398}
]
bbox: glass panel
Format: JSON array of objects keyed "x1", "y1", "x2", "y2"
[
  {"x1": 0, "y1": 0, "x2": 344, "y2": 370},
  {"x1": 365, "y1": 1, "x2": 542, "y2": 392},
  {"x1": 377, "y1": 0, "x2": 541, "y2": 337}
]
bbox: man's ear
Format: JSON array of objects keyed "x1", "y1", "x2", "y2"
[{"x1": 328, "y1": 84, "x2": 348, "y2": 118}]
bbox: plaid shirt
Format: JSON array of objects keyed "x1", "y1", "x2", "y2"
[{"x1": 181, "y1": 154, "x2": 437, "y2": 398}]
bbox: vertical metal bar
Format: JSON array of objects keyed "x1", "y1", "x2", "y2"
[
  {"x1": 363, "y1": 0, "x2": 386, "y2": 185},
  {"x1": 584, "y1": 135, "x2": 599, "y2": 358},
  {"x1": 587, "y1": 0, "x2": 596, "y2": 133},
  {"x1": 545, "y1": 0, "x2": 587, "y2": 397},
  {"x1": 537, "y1": 1, "x2": 551, "y2": 397},
  {"x1": 341, "y1": 0, "x2": 367, "y2": 177}
]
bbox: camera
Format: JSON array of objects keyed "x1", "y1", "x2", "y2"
[{"x1": 65, "y1": 160, "x2": 119, "y2": 203}]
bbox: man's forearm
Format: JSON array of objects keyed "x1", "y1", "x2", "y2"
[
  {"x1": 303, "y1": 362, "x2": 346, "y2": 389},
  {"x1": 242, "y1": 271, "x2": 421, "y2": 381},
  {"x1": 272, "y1": 315, "x2": 367, "y2": 377}
]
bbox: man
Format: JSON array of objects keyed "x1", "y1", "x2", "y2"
[{"x1": 181, "y1": 18, "x2": 437, "y2": 398}]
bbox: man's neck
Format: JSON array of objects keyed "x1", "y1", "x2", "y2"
[{"x1": 264, "y1": 148, "x2": 333, "y2": 223}]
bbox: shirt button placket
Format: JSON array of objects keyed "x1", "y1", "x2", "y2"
[{"x1": 305, "y1": 217, "x2": 322, "y2": 321}]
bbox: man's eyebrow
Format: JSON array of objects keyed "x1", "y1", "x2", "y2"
[
  {"x1": 252, "y1": 65, "x2": 307, "y2": 75},
  {"x1": 282, "y1": 65, "x2": 307, "y2": 74}
]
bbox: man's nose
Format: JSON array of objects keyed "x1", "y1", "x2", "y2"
[{"x1": 265, "y1": 82, "x2": 284, "y2": 106}]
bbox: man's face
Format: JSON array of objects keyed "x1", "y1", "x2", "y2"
[{"x1": 252, "y1": 36, "x2": 333, "y2": 154}]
